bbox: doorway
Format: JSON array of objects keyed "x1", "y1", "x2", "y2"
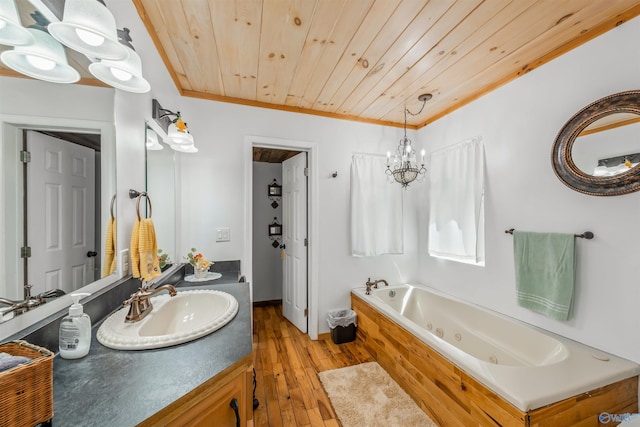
[
  {"x1": 244, "y1": 135, "x2": 319, "y2": 339},
  {"x1": 252, "y1": 147, "x2": 308, "y2": 333}
]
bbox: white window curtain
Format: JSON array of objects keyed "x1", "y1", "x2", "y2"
[
  {"x1": 428, "y1": 137, "x2": 485, "y2": 265},
  {"x1": 350, "y1": 154, "x2": 403, "y2": 256}
]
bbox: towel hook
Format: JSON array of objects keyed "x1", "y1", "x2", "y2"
[{"x1": 135, "y1": 193, "x2": 152, "y2": 220}]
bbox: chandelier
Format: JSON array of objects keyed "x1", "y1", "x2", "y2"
[{"x1": 386, "y1": 93, "x2": 432, "y2": 188}]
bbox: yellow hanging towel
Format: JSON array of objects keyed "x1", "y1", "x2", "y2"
[
  {"x1": 102, "y1": 218, "x2": 117, "y2": 277},
  {"x1": 130, "y1": 218, "x2": 141, "y2": 279},
  {"x1": 138, "y1": 218, "x2": 161, "y2": 282},
  {"x1": 130, "y1": 218, "x2": 160, "y2": 282}
]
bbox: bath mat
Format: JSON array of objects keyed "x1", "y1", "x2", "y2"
[{"x1": 318, "y1": 361, "x2": 437, "y2": 427}]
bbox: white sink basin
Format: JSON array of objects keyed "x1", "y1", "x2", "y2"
[{"x1": 97, "y1": 289, "x2": 238, "y2": 350}]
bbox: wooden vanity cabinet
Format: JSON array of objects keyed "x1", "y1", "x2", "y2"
[{"x1": 139, "y1": 355, "x2": 253, "y2": 427}]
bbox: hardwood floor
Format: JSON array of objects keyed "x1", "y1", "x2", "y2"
[{"x1": 252, "y1": 304, "x2": 374, "y2": 427}]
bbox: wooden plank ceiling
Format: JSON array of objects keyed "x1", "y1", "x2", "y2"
[
  {"x1": 253, "y1": 147, "x2": 300, "y2": 163},
  {"x1": 2, "y1": 1, "x2": 639, "y2": 128},
  {"x1": 133, "y1": 0, "x2": 640, "y2": 128}
]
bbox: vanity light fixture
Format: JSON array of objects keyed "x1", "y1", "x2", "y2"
[
  {"x1": 166, "y1": 118, "x2": 194, "y2": 146},
  {"x1": 47, "y1": 0, "x2": 128, "y2": 60},
  {"x1": 0, "y1": 27, "x2": 79, "y2": 83},
  {"x1": 386, "y1": 93, "x2": 431, "y2": 188},
  {"x1": 593, "y1": 153, "x2": 640, "y2": 177},
  {"x1": 145, "y1": 128, "x2": 162, "y2": 151},
  {"x1": 151, "y1": 98, "x2": 198, "y2": 153},
  {"x1": 0, "y1": 0, "x2": 34, "y2": 45},
  {"x1": 170, "y1": 143, "x2": 198, "y2": 153},
  {"x1": 0, "y1": 0, "x2": 149, "y2": 92},
  {"x1": 88, "y1": 45, "x2": 150, "y2": 93}
]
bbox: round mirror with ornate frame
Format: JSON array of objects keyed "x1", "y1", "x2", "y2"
[{"x1": 552, "y1": 90, "x2": 640, "y2": 196}]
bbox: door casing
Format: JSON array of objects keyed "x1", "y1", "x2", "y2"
[{"x1": 244, "y1": 135, "x2": 319, "y2": 340}]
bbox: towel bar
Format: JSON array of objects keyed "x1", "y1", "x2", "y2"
[{"x1": 505, "y1": 228, "x2": 594, "y2": 239}]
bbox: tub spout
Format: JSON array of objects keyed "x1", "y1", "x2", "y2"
[{"x1": 365, "y1": 278, "x2": 389, "y2": 295}]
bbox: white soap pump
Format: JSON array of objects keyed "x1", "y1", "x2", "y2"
[{"x1": 59, "y1": 293, "x2": 92, "y2": 359}]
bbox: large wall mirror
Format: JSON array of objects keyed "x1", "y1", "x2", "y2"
[
  {"x1": 0, "y1": 77, "x2": 117, "y2": 335},
  {"x1": 145, "y1": 124, "x2": 176, "y2": 269},
  {"x1": 552, "y1": 90, "x2": 640, "y2": 196}
]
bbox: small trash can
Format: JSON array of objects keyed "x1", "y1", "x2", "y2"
[{"x1": 327, "y1": 309, "x2": 357, "y2": 344}]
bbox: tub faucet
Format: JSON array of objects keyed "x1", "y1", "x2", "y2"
[
  {"x1": 365, "y1": 278, "x2": 389, "y2": 295},
  {"x1": 123, "y1": 284, "x2": 177, "y2": 323}
]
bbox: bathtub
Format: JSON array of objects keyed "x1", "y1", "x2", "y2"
[{"x1": 351, "y1": 283, "x2": 640, "y2": 413}]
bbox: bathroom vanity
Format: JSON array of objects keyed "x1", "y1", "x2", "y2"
[{"x1": 51, "y1": 281, "x2": 253, "y2": 426}]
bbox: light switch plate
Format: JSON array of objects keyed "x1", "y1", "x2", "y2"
[
  {"x1": 216, "y1": 227, "x2": 230, "y2": 242},
  {"x1": 119, "y1": 249, "x2": 130, "y2": 277}
]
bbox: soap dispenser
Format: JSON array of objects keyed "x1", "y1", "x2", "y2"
[{"x1": 59, "y1": 293, "x2": 91, "y2": 359}]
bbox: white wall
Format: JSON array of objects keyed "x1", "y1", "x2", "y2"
[
  {"x1": 110, "y1": 2, "x2": 640, "y2": 348},
  {"x1": 416, "y1": 16, "x2": 640, "y2": 363},
  {"x1": 252, "y1": 162, "x2": 283, "y2": 302},
  {"x1": 176, "y1": 99, "x2": 420, "y2": 334},
  {"x1": 108, "y1": 0, "x2": 420, "y2": 336}
]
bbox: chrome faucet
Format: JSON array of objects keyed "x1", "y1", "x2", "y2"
[
  {"x1": 0, "y1": 288, "x2": 66, "y2": 316},
  {"x1": 0, "y1": 297, "x2": 35, "y2": 315},
  {"x1": 123, "y1": 284, "x2": 177, "y2": 323},
  {"x1": 365, "y1": 278, "x2": 389, "y2": 295}
]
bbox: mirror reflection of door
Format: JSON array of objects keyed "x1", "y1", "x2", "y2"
[
  {"x1": 25, "y1": 130, "x2": 98, "y2": 295},
  {"x1": 571, "y1": 113, "x2": 640, "y2": 176}
]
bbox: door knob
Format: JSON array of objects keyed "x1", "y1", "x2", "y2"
[{"x1": 87, "y1": 251, "x2": 97, "y2": 257}]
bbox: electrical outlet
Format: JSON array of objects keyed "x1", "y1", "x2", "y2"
[
  {"x1": 119, "y1": 249, "x2": 130, "y2": 277},
  {"x1": 216, "y1": 227, "x2": 230, "y2": 242}
]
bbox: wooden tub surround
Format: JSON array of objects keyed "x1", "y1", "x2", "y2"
[{"x1": 351, "y1": 292, "x2": 639, "y2": 426}]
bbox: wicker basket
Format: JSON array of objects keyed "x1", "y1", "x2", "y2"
[{"x1": 0, "y1": 340, "x2": 54, "y2": 427}]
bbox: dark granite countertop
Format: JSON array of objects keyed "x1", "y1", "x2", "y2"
[{"x1": 52, "y1": 282, "x2": 252, "y2": 427}]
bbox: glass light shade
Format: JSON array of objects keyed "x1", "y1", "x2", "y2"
[
  {"x1": 386, "y1": 136, "x2": 425, "y2": 187},
  {"x1": 170, "y1": 143, "x2": 198, "y2": 153},
  {"x1": 88, "y1": 47, "x2": 150, "y2": 93},
  {"x1": 592, "y1": 165, "x2": 609, "y2": 177},
  {"x1": 47, "y1": 0, "x2": 127, "y2": 60},
  {"x1": 0, "y1": 0, "x2": 34, "y2": 45},
  {"x1": 166, "y1": 122, "x2": 194, "y2": 145},
  {"x1": 145, "y1": 129, "x2": 163, "y2": 150},
  {"x1": 0, "y1": 28, "x2": 80, "y2": 83}
]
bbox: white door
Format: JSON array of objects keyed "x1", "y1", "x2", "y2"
[
  {"x1": 282, "y1": 152, "x2": 308, "y2": 333},
  {"x1": 27, "y1": 131, "x2": 95, "y2": 295}
]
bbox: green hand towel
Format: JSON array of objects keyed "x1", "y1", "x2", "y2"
[{"x1": 513, "y1": 231, "x2": 575, "y2": 321}]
